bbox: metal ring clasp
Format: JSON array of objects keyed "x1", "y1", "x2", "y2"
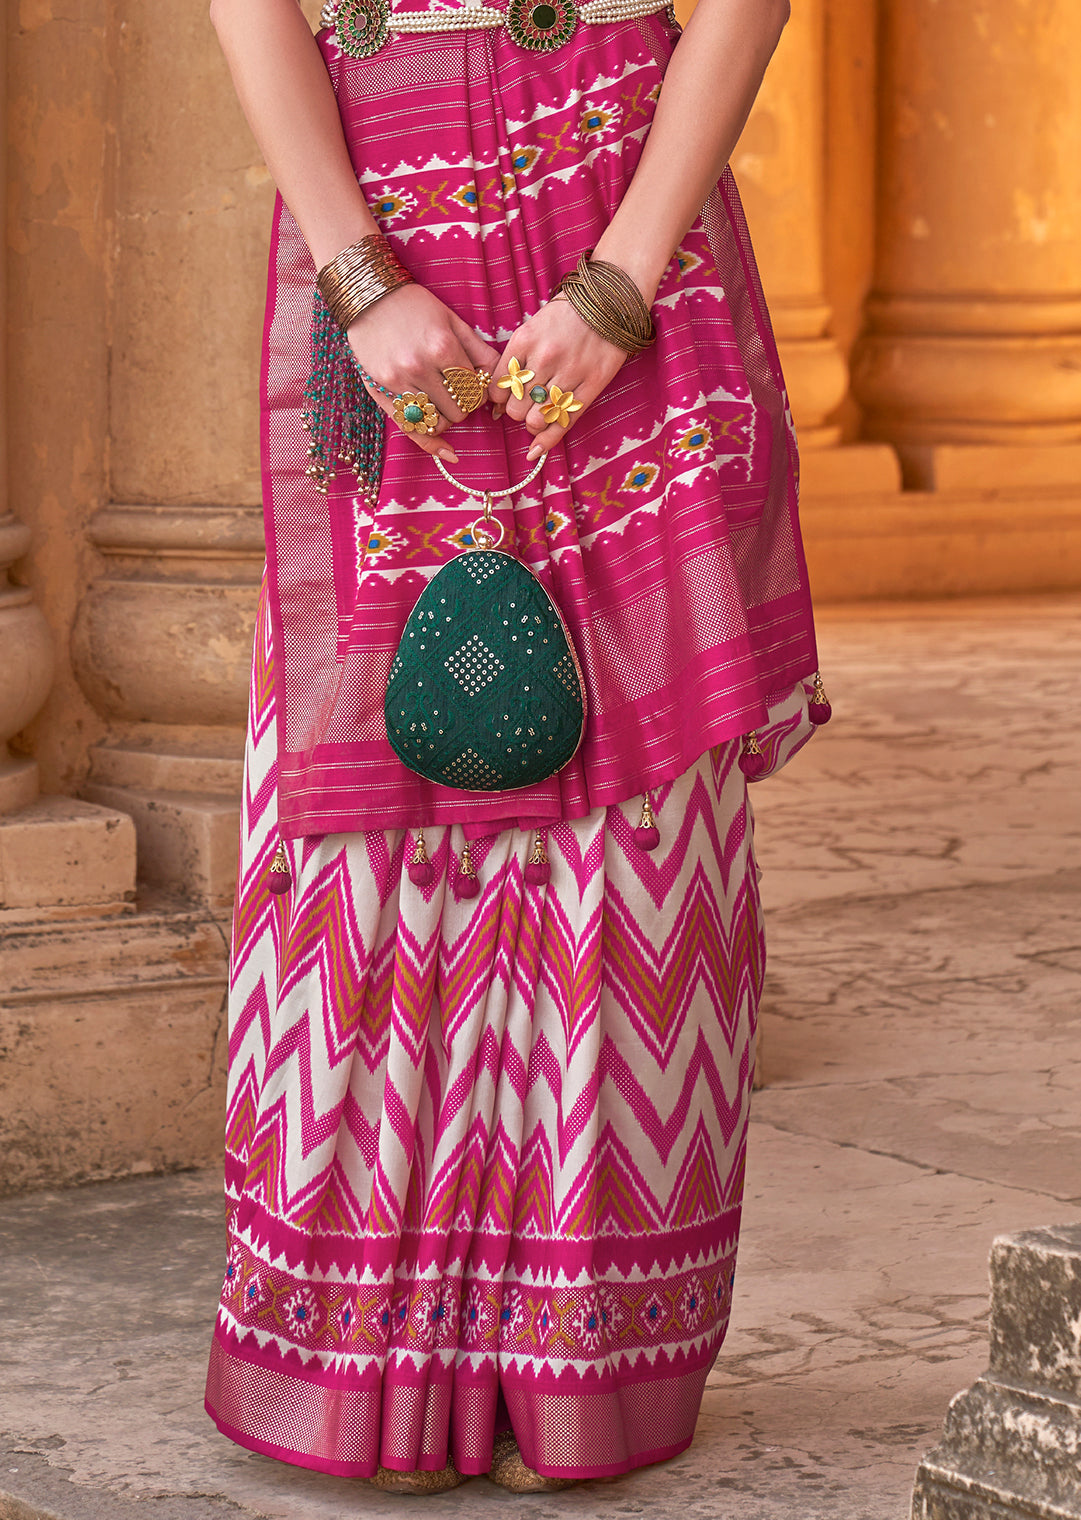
[{"x1": 470, "y1": 491, "x2": 507, "y2": 550}]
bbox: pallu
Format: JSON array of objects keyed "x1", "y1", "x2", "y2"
[
  {"x1": 263, "y1": 7, "x2": 819, "y2": 839},
  {"x1": 205, "y1": 588, "x2": 817, "y2": 1477}
]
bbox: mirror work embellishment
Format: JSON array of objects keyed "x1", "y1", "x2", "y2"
[
  {"x1": 506, "y1": 0, "x2": 578, "y2": 52},
  {"x1": 335, "y1": 0, "x2": 390, "y2": 58}
]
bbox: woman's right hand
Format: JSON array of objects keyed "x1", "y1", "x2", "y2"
[{"x1": 345, "y1": 284, "x2": 500, "y2": 464}]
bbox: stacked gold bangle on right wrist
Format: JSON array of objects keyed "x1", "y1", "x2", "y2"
[
  {"x1": 556, "y1": 252, "x2": 656, "y2": 356},
  {"x1": 316, "y1": 232, "x2": 413, "y2": 331}
]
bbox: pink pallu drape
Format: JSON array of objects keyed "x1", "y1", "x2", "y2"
[{"x1": 261, "y1": 9, "x2": 818, "y2": 839}]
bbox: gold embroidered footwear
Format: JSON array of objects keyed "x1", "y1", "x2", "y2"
[
  {"x1": 487, "y1": 1431, "x2": 576, "y2": 1493},
  {"x1": 369, "y1": 1462, "x2": 466, "y2": 1494}
]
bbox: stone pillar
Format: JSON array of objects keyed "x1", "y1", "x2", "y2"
[
  {"x1": 0, "y1": 516, "x2": 53, "y2": 814},
  {"x1": 75, "y1": 504, "x2": 262, "y2": 907},
  {"x1": 68, "y1": 0, "x2": 270, "y2": 907},
  {"x1": 0, "y1": 3, "x2": 135, "y2": 920},
  {"x1": 729, "y1": 0, "x2": 846, "y2": 447},
  {"x1": 912, "y1": 1224, "x2": 1081, "y2": 1520},
  {"x1": 855, "y1": 0, "x2": 1081, "y2": 486}
]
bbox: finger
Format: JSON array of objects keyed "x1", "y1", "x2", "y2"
[
  {"x1": 428, "y1": 335, "x2": 500, "y2": 424},
  {"x1": 408, "y1": 429, "x2": 459, "y2": 463},
  {"x1": 526, "y1": 421, "x2": 571, "y2": 460},
  {"x1": 425, "y1": 378, "x2": 466, "y2": 426},
  {"x1": 450, "y1": 314, "x2": 501, "y2": 376},
  {"x1": 488, "y1": 338, "x2": 526, "y2": 409},
  {"x1": 525, "y1": 387, "x2": 592, "y2": 459},
  {"x1": 367, "y1": 387, "x2": 459, "y2": 463},
  {"x1": 521, "y1": 372, "x2": 587, "y2": 438}
]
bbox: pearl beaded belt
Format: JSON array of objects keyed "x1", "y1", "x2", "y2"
[{"x1": 321, "y1": 0, "x2": 677, "y2": 58}]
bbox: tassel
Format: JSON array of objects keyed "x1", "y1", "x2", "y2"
[
  {"x1": 268, "y1": 838, "x2": 292, "y2": 896},
  {"x1": 808, "y1": 670, "x2": 832, "y2": 726},
  {"x1": 524, "y1": 829, "x2": 551, "y2": 886},
  {"x1": 633, "y1": 793, "x2": 660, "y2": 851},
  {"x1": 301, "y1": 289, "x2": 385, "y2": 508},
  {"x1": 455, "y1": 841, "x2": 480, "y2": 900},
  {"x1": 407, "y1": 829, "x2": 435, "y2": 887},
  {"x1": 739, "y1": 731, "x2": 767, "y2": 780}
]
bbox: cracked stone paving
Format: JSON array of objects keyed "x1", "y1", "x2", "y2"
[{"x1": 1, "y1": 593, "x2": 1078, "y2": 1519}]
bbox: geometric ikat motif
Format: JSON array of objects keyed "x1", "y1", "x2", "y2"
[{"x1": 206, "y1": 581, "x2": 818, "y2": 1479}]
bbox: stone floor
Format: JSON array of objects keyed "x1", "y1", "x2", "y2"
[{"x1": 2, "y1": 594, "x2": 1079, "y2": 1520}]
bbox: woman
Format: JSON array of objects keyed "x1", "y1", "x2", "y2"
[{"x1": 205, "y1": 0, "x2": 824, "y2": 1493}]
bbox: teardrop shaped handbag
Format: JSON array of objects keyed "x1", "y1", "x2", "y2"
[{"x1": 384, "y1": 456, "x2": 587, "y2": 792}]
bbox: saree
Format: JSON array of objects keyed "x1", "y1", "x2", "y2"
[
  {"x1": 261, "y1": 6, "x2": 818, "y2": 839},
  {"x1": 205, "y1": 586, "x2": 817, "y2": 1476},
  {"x1": 205, "y1": 0, "x2": 825, "y2": 1480}
]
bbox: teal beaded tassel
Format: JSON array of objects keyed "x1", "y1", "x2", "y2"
[{"x1": 300, "y1": 289, "x2": 385, "y2": 506}]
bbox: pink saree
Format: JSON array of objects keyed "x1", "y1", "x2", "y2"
[
  {"x1": 261, "y1": 9, "x2": 818, "y2": 839},
  {"x1": 205, "y1": 588, "x2": 818, "y2": 1476},
  {"x1": 205, "y1": 0, "x2": 824, "y2": 1482}
]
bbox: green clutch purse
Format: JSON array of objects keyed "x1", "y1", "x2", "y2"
[{"x1": 385, "y1": 457, "x2": 587, "y2": 792}]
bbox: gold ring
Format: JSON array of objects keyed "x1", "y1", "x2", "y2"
[
  {"x1": 441, "y1": 366, "x2": 491, "y2": 415},
  {"x1": 541, "y1": 384, "x2": 583, "y2": 428},
  {"x1": 393, "y1": 391, "x2": 439, "y2": 434},
  {"x1": 496, "y1": 356, "x2": 534, "y2": 401}
]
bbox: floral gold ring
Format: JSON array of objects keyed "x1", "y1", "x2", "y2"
[
  {"x1": 393, "y1": 391, "x2": 440, "y2": 434},
  {"x1": 541, "y1": 384, "x2": 583, "y2": 428},
  {"x1": 496, "y1": 357, "x2": 534, "y2": 401}
]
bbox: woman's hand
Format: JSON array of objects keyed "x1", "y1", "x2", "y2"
[
  {"x1": 489, "y1": 298, "x2": 630, "y2": 460},
  {"x1": 346, "y1": 284, "x2": 500, "y2": 464}
]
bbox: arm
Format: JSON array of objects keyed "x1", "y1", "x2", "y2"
[
  {"x1": 593, "y1": 0, "x2": 791, "y2": 300},
  {"x1": 210, "y1": 0, "x2": 498, "y2": 459},
  {"x1": 497, "y1": 0, "x2": 790, "y2": 456}
]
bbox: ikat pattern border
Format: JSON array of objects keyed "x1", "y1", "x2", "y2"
[{"x1": 218, "y1": 1229, "x2": 738, "y2": 1373}]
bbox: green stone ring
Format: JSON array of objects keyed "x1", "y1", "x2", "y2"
[
  {"x1": 393, "y1": 390, "x2": 439, "y2": 435},
  {"x1": 529, "y1": 384, "x2": 549, "y2": 404}
]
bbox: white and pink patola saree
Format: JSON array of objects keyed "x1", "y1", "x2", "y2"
[{"x1": 206, "y1": 0, "x2": 821, "y2": 1481}]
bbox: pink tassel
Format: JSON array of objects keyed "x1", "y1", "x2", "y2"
[
  {"x1": 268, "y1": 839, "x2": 292, "y2": 895},
  {"x1": 408, "y1": 830, "x2": 435, "y2": 887},
  {"x1": 524, "y1": 830, "x2": 551, "y2": 886},
  {"x1": 809, "y1": 671, "x2": 832, "y2": 726},
  {"x1": 633, "y1": 793, "x2": 660, "y2": 851},
  {"x1": 455, "y1": 842, "x2": 480, "y2": 900},
  {"x1": 739, "y1": 732, "x2": 767, "y2": 780}
]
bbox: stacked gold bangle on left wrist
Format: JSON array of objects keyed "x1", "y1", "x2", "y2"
[
  {"x1": 557, "y1": 251, "x2": 656, "y2": 356},
  {"x1": 316, "y1": 233, "x2": 414, "y2": 331}
]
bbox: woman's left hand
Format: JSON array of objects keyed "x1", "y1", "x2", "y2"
[{"x1": 488, "y1": 297, "x2": 629, "y2": 459}]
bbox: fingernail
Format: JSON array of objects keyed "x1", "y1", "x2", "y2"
[
  {"x1": 526, "y1": 443, "x2": 543, "y2": 461},
  {"x1": 438, "y1": 447, "x2": 458, "y2": 463}
]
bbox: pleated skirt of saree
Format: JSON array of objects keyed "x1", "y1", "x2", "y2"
[{"x1": 204, "y1": 586, "x2": 816, "y2": 1478}]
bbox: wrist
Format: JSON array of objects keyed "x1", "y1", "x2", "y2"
[{"x1": 586, "y1": 239, "x2": 669, "y2": 306}]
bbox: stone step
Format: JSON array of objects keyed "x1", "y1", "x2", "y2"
[{"x1": 912, "y1": 1225, "x2": 1081, "y2": 1520}]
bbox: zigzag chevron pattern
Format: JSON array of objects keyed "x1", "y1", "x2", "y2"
[{"x1": 209, "y1": 583, "x2": 817, "y2": 1476}]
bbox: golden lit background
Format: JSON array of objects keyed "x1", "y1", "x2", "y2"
[{"x1": 0, "y1": 0, "x2": 1078, "y2": 1191}]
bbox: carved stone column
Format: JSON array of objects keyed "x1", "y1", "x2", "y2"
[
  {"x1": 729, "y1": 0, "x2": 847, "y2": 447},
  {"x1": 0, "y1": 515, "x2": 53, "y2": 814},
  {"x1": 0, "y1": 5, "x2": 135, "y2": 919},
  {"x1": 75, "y1": 504, "x2": 263, "y2": 907},
  {"x1": 854, "y1": 0, "x2": 1081, "y2": 484},
  {"x1": 68, "y1": 0, "x2": 271, "y2": 907}
]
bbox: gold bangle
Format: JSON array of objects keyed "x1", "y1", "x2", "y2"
[
  {"x1": 556, "y1": 252, "x2": 655, "y2": 356},
  {"x1": 316, "y1": 233, "x2": 413, "y2": 331}
]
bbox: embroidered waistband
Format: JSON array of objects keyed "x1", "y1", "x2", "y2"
[{"x1": 321, "y1": 0, "x2": 677, "y2": 58}]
